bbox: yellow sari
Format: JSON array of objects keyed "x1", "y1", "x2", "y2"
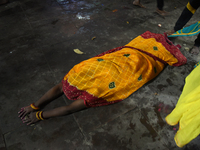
[
  {"x1": 166, "y1": 64, "x2": 200, "y2": 147},
  {"x1": 62, "y1": 31, "x2": 187, "y2": 107}
]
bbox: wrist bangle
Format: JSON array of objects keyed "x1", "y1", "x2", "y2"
[
  {"x1": 36, "y1": 111, "x2": 44, "y2": 120},
  {"x1": 30, "y1": 103, "x2": 40, "y2": 110},
  {"x1": 39, "y1": 111, "x2": 44, "y2": 120},
  {"x1": 36, "y1": 111, "x2": 40, "y2": 120}
]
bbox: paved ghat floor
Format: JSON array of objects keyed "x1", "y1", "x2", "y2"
[{"x1": 1, "y1": 0, "x2": 200, "y2": 149}]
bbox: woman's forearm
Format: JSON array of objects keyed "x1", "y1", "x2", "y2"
[
  {"x1": 35, "y1": 82, "x2": 63, "y2": 108},
  {"x1": 42, "y1": 99, "x2": 87, "y2": 119},
  {"x1": 42, "y1": 106, "x2": 71, "y2": 118}
]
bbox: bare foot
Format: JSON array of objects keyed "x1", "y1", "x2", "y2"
[
  {"x1": 22, "y1": 112, "x2": 40, "y2": 125},
  {"x1": 156, "y1": 8, "x2": 169, "y2": 16},
  {"x1": 0, "y1": 0, "x2": 8, "y2": 5},
  {"x1": 190, "y1": 46, "x2": 199, "y2": 55},
  {"x1": 166, "y1": 29, "x2": 175, "y2": 36},
  {"x1": 133, "y1": 0, "x2": 146, "y2": 8},
  {"x1": 18, "y1": 106, "x2": 35, "y2": 120}
]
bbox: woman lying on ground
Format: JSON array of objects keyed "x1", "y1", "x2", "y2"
[{"x1": 18, "y1": 31, "x2": 187, "y2": 125}]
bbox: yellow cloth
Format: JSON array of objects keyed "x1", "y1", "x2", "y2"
[
  {"x1": 165, "y1": 65, "x2": 200, "y2": 147},
  {"x1": 63, "y1": 35, "x2": 178, "y2": 102},
  {"x1": 186, "y1": 2, "x2": 196, "y2": 14}
]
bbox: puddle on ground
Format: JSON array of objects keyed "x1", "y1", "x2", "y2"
[
  {"x1": 57, "y1": 0, "x2": 96, "y2": 11},
  {"x1": 76, "y1": 12, "x2": 90, "y2": 20}
]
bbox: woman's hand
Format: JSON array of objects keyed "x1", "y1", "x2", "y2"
[
  {"x1": 18, "y1": 106, "x2": 34, "y2": 120},
  {"x1": 22, "y1": 112, "x2": 40, "y2": 125}
]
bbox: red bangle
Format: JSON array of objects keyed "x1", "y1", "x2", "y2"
[{"x1": 30, "y1": 103, "x2": 40, "y2": 110}]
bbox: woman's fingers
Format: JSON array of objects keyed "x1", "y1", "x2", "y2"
[
  {"x1": 18, "y1": 108, "x2": 25, "y2": 117},
  {"x1": 18, "y1": 107, "x2": 26, "y2": 117},
  {"x1": 21, "y1": 112, "x2": 28, "y2": 120},
  {"x1": 18, "y1": 111, "x2": 25, "y2": 118},
  {"x1": 22, "y1": 114, "x2": 31, "y2": 124},
  {"x1": 25, "y1": 112, "x2": 39, "y2": 125},
  {"x1": 27, "y1": 121, "x2": 33, "y2": 126},
  {"x1": 18, "y1": 109, "x2": 28, "y2": 119},
  {"x1": 23, "y1": 118, "x2": 30, "y2": 123},
  {"x1": 18, "y1": 106, "x2": 34, "y2": 118},
  {"x1": 18, "y1": 108, "x2": 24, "y2": 114},
  {"x1": 19, "y1": 107, "x2": 40, "y2": 125}
]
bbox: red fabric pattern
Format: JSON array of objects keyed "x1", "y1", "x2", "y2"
[
  {"x1": 62, "y1": 79, "x2": 122, "y2": 108},
  {"x1": 94, "y1": 46, "x2": 124, "y2": 57}
]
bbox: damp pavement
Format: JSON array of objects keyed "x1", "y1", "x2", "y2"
[{"x1": 1, "y1": 0, "x2": 200, "y2": 149}]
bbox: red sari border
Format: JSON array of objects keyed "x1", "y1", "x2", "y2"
[
  {"x1": 62, "y1": 79, "x2": 122, "y2": 108},
  {"x1": 140, "y1": 31, "x2": 187, "y2": 66}
]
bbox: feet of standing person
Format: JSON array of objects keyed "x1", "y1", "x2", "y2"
[
  {"x1": 156, "y1": 8, "x2": 169, "y2": 16},
  {"x1": 165, "y1": 29, "x2": 177, "y2": 42},
  {"x1": 133, "y1": 0, "x2": 146, "y2": 8},
  {"x1": 0, "y1": 0, "x2": 8, "y2": 5},
  {"x1": 190, "y1": 46, "x2": 199, "y2": 55},
  {"x1": 166, "y1": 30, "x2": 199, "y2": 55},
  {"x1": 166, "y1": 29, "x2": 175, "y2": 36}
]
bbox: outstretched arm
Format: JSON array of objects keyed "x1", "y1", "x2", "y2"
[
  {"x1": 43, "y1": 99, "x2": 87, "y2": 118},
  {"x1": 18, "y1": 82, "x2": 64, "y2": 119},
  {"x1": 23, "y1": 99, "x2": 87, "y2": 125},
  {"x1": 34, "y1": 82, "x2": 64, "y2": 108}
]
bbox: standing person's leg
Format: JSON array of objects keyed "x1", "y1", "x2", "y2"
[
  {"x1": 190, "y1": 34, "x2": 200, "y2": 55},
  {"x1": 166, "y1": 0, "x2": 199, "y2": 36},
  {"x1": 189, "y1": 0, "x2": 200, "y2": 55},
  {"x1": 133, "y1": 0, "x2": 146, "y2": 8},
  {"x1": 157, "y1": 0, "x2": 164, "y2": 10},
  {"x1": 194, "y1": 34, "x2": 200, "y2": 47},
  {"x1": 174, "y1": 0, "x2": 200, "y2": 31},
  {"x1": 156, "y1": 0, "x2": 168, "y2": 16},
  {"x1": 174, "y1": 6, "x2": 194, "y2": 31},
  {"x1": 18, "y1": 82, "x2": 64, "y2": 119}
]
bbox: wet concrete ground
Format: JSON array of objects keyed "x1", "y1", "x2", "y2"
[{"x1": 1, "y1": 0, "x2": 200, "y2": 149}]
